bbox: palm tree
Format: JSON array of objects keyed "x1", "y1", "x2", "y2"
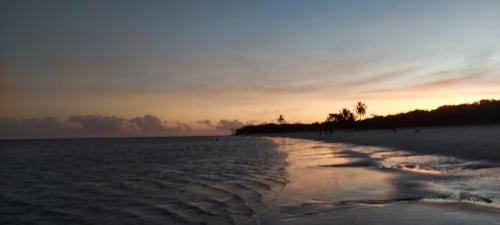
[
  {"x1": 326, "y1": 109, "x2": 356, "y2": 123},
  {"x1": 277, "y1": 114, "x2": 286, "y2": 125},
  {"x1": 355, "y1": 101, "x2": 367, "y2": 120},
  {"x1": 326, "y1": 113, "x2": 337, "y2": 123},
  {"x1": 339, "y1": 108, "x2": 356, "y2": 122}
]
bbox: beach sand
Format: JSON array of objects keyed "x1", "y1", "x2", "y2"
[{"x1": 261, "y1": 124, "x2": 500, "y2": 162}]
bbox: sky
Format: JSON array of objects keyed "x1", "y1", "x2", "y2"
[{"x1": 1, "y1": 0, "x2": 500, "y2": 138}]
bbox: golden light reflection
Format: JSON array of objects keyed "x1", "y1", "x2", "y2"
[{"x1": 268, "y1": 138, "x2": 395, "y2": 205}]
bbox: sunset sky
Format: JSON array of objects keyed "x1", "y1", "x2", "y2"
[{"x1": 1, "y1": 0, "x2": 500, "y2": 137}]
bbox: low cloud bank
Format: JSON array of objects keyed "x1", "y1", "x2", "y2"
[
  {"x1": 0, "y1": 115, "x2": 245, "y2": 139},
  {"x1": 215, "y1": 120, "x2": 245, "y2": 132}
]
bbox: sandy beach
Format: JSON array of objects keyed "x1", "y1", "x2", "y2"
[{"x1": 260, "y1": 124, "x2": 500, "y2": 162}]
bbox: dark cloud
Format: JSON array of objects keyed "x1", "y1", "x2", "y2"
[
  {"x1": 0, "y1": 115, "x2": 200, "y2": 139},
  {"x1": 215, "y1": 119, "x2": 244, "y2": 132},
  {"x1": 0, "y1": 117, "x2": 79, "y2": 138},
  {"x1": 245, "y1": 120, "x2": 261, "y2": 125},
  {"x1": 67, "y1": 115, "x2": 133, "y2": 135},
  {"x1": 174, "y1": 122, "x2": 192, "y2": 131},
  {"x1": 196, "y1": 119, "x2": 214, "y2": 128},
  {"x1": 131, "y1": 115, "x2": 169, "y2": 133}
]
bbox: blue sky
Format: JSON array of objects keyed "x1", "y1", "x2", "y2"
[{"x1": 1, "y1": 0, "x2": 499, "y2": 131}]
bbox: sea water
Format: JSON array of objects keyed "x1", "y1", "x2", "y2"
[
  {"x1": 1, "y1": 136, "x2": 499, "y2": 225},
  {"x1": 0, "y1": 137, "x2": 286, "y2": 225}
]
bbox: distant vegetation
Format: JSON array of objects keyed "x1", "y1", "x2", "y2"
[{"x1": 234, "y1": 99, "x2": 500, "y2": 135}]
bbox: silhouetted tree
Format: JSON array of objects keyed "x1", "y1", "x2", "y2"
[
  {"x1": 324, "y1": 108, "x2": 356, "y2": 129},
  {"x1": 340, "y1": 108, "x2": 356, "y2": 121},
  {"x1": 324, "y1": 113, "x2": 344, "y2": 133},
  {"x1": 277, "y1": 114, "x2": 286, "y2": 125},
  {"x1": 234, "y1": 99, "x2": 500, "y2": 135},
  {"x1": 355, "y1": 101, "x2": 367, "y2": 120},
  {"x1": 326, "y1": 113, "x2": 337, "y2": 123}
]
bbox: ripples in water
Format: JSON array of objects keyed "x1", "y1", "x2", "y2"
[
  {"x1": 2, "y1": 136, "x2": 500, "y2": 225},
  {"x1": 0, "y1": 137, "x2": 287, "y2": 225}
]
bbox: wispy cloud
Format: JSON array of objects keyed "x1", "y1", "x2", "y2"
[
  {"x1": 344, "y1": 68, "x2": 418, "y2": 86},
  {"x1": 369, "y1": 76, "x2": 469, "y2": 94},
  {"x1": 196, "y1": 119, "x2": 214, "y2": 128}
]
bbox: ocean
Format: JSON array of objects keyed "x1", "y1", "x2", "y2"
[
  {"x1": 0, "y1": 136, "x2": 286, "y2": 225},
  {"x1": 1, "y1": 136, "x2": 499, "y2": 225}
]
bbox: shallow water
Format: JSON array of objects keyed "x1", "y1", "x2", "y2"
[
  {"x1": 1, "y1": 136, "x2": 499, "y2": 224},
  {"x1": 265, "y1": 137, "x2": 500, "y2": 225}
]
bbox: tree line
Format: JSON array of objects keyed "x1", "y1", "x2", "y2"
[{"x1": 234, "y1": 99, "x2": 500, "y2": 135}]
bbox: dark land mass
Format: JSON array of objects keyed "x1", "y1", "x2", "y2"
[{"x1": 235, "y1": 99, "x2": 500, "y2": 135}]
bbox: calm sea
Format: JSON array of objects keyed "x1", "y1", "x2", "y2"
[
  {"x1": 0, "y1": 136, "x2": 287, "y2": 225},
  {"x1": 2, "y1": 136, "x2": 500, "y2": 225}
]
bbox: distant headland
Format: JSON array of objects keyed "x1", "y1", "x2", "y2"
[{"x1": 235, "y1": 99, "x2": 500, "y2": 135}]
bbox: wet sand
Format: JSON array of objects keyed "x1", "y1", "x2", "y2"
[
  {"x1": 263, "y1": 137, "x2": 500, "y2": 225},
  {"x1": 262, "y1": 124, "x2": 500, "y2": 162}
]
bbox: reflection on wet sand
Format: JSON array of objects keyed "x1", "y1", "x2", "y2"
[{"x1": 262, "y1": 137, "x2": 500, "y2": 225}]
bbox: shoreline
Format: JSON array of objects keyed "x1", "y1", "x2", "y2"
[
  {"x1": 263, "y1": 136, "x2": 500, "y2": 224},
  {"x1": 255, "y1": 124, "x2": 500, "y2": 162}
]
